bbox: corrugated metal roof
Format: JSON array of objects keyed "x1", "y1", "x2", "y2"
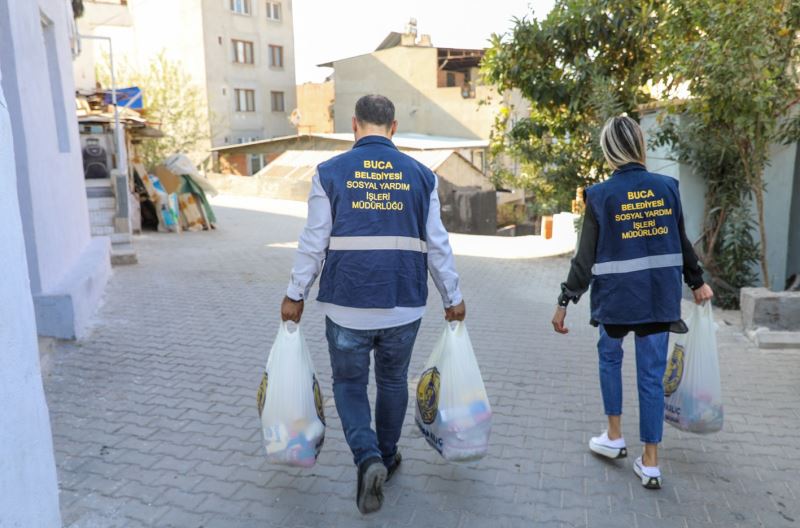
[
  {"x1": 314, "y1": 132, "x2": 489, "y2": 150},
  {"x1": 405, "y1": 150, "x2": 454, "y2": 171},
  {"x1": 253, "y1": 150, "x2": 338, "y2": 180},
  {"x1": 248, "y1": 148, "x2": 485, "y2": 201},
  {"x1": 256, "y1": 149, "x2": 458, "y2": 177},
  {"x1": 211, "y1": 133, "x2": 488, "y2": 153}
]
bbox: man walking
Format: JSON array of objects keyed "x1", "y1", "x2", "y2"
[{"x1": 281, "y1": 94, "x2": 465, "y2": 514}]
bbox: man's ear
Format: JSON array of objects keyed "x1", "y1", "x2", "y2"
[
  {"x1": 389, "y1": 120, "x2": 398, "y2": 137},
  {"x1": 352, "y1": 116, "x2": 358, "y2": 133}
]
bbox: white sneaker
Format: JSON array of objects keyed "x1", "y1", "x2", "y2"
[
  {"x1": 633, "y1": 456, "x2": 662, "y2": 490},
  {"x1": 589, "y1": 431, "x2": 627, "y2": 459}
]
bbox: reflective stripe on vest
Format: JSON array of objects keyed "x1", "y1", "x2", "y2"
[
  {"x1": 592, "y1": 252, "x2": 683, "y2": 276},
  {"x1": 329, "y1": 235, "x2": 428, "y2": 253}
]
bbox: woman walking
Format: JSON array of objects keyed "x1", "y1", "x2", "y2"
[{"x1": 551, "y1": 115, "x2": 713, "y2": 489}]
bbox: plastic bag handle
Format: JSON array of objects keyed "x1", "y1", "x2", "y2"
[
  {"x1": 446, "y1": 320, "x2": 465, "y2": 334},
  {"x1": 280, "y1": 320, "x2": 301, "y2": 338}
]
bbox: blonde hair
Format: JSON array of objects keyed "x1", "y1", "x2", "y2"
[{"x1": 600, "y1": 115, "x2": 646, "y2": 169}]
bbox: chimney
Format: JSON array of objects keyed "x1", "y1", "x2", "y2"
[
  {"x1": 417, "y1": 34, "x2": 432, "y2": 47},
  {"x1": 405, "y1": 18, "x2": 418, "y2": 37}
]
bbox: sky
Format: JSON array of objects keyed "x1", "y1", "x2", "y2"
[{"x1": 292, "y1": 0, "x2": 555, "y2": 84}]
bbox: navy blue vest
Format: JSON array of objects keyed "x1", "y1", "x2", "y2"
[
  {"x1": 317, "y1": 135, "x2": 435, "y2": 309},
  {"x1": 585, "y1": 163, "x2": 683, "y2": 324}
]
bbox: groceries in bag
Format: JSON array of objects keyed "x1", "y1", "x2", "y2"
[
  {"x1": 663, "y1": 302, "x2": 724, "y2": 434},
  {"x1": 415, "y1": 322, "x2": 492, "y2": 461},
  {"x1": 257, "y1": 322, "x2": 326, "y2": 467}
]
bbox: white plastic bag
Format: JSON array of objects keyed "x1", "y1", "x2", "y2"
[
  {"x1": 415, "y1": 322, "x2": 492, "y2": 461},
  {"x1": 256, "y1": 322, "x2": 325, "y2": 467},
  {"x1": 663, "y1": 302, "x2": 724, "y2": 434}
]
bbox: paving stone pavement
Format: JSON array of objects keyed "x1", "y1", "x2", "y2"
[{"x1": 45, "y1": 198, "x2": 800, "y2": 528}]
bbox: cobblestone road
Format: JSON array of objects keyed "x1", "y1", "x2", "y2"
[{"x1": 46, "y1": 197, "x2": 800, "y2": 527}]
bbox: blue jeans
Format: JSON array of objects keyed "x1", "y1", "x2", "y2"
[
  {"x1": 598, "y1": 326, "x2": 669, "y2": 444},
  {"x1": 325, "y1": 317, "x2": 421, "y2": 467}
]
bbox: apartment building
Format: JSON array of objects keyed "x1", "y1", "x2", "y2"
[{"x1": 75, "y1": 0, "x2": 297, "y2": 157}]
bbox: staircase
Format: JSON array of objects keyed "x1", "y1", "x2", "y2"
[{"x1": 86, "y1": 179, "x2": 137, "y2": 265}]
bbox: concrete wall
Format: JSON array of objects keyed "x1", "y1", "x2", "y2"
[
  {"x1": 640, "y1": 113, "x2": 705, "y2": 244},
  {"x1": 0, "y1": 50, "x2": 62, "y2": 528},
  {"x1": 2, "y1": 0, "x2": 111, "y2": 338},
  {"x1": 330, "y1": 46, "x2": 505, "y2": 139},
  {"x1": 762, "y1": 142, "x2": 798, "y2": 288},
  {"x1": 3, "y1": 0, "x2": 92, "y2": 294},
  {"x1": 788, "y1": 145, "x2": 800, "y2": 282},
  {"x1": 436, "y1": 154, "x2": 493, "y2": 191},
  {"x1": 640, "y1": 110, "x2": 800, "y2": 291},
  {"x1": 296, "y1": 81, "x2": 334, "y2": 133}
]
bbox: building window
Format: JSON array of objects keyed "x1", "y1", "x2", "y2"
[
  {"x1": 271, "y1": 91, "x2": 285, "y2": 112},
  {"x1": 446, "y1": 72, "x2": 456, "y2": 87},
  {"x1": 235, "y1": 89, "x2": 256, "y2": 112},
  {"x1": 269, "y1": 45, "x2": 284, "y2": 68},
  {"x1": 232, "y1": 39, "x2": 254, "y2": 64},
  {"x1": 266, "y1": 2, "x2": 281, "y2": 20},
  {"x1": 249, "y1": 154, "x2": 266, "y2": 174},
  {"x1": 230, "y1": 0, "x2": 251, "y2": 15}
]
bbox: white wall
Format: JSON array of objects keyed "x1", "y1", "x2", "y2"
[
  {"x1": 641, "y1": 110, "x2": 800, "y2": 290},
  {"x1": 2, "y1": 0, "x2": 92, "y2": 295},
  {"x1": 762, "y1": 142, "x2": 798, "y2": 288},
  {"x1": 2, "y1": 0, "x2": 111, "y2": 339},
  {"x1": 640, "y1": 112, "x2": 705, "y2": 244},
  {"x1": 0, "y1": 64, "x2": 61, "y2": 528},
  {"x1": 72, "y1": 0, "x2": 133, "y2": 91}
]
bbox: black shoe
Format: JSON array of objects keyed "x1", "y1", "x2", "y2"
[
  {"x1": 385, "y1": 451, "x2": 402, "y2": 483},
  {"x1": 356, "y1": 457, "x2": 387, "y2": 514}
]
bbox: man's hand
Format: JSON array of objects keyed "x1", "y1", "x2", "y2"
[
  {"x1": 692, "y1": 284, "x2": 714, "y2": 305},
  {"x1": 445, "y1": 301, "x2": 466, "y2": 322},
  {"x1": 552, "y1": 306, "x2": 569, "y2": 334},
  {"x1": 281, "y1": 296, "x2": 304, "y2": 323}
]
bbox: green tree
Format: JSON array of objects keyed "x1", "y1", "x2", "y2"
[
  {"x1": 482, "y1": 0, "x2": 666, "y2": 210},
  {"x1": 97, "y1": 51, "x2": 210, "y2": 170},
  {"x1": 655, "y1": 0, "x2": 800, "y2": 295}
]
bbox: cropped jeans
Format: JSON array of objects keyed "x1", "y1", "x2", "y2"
[
  {"x1": 325, "y1": 317, "x2": 421, "y2": 467},
  {"x1": 597, "y1": 325, "x2": 669, "y2": 444}
]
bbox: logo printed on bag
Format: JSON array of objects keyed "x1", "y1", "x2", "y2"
[
  {"x1": 663, "y1": 343, "x2": 685, "y2": 396},
  {"x1": 256, "y1": 371, "x2": 268, "y2": 417},
  {"x1": 313, "y1": 374, "x2": 326, "y2": 425},
  {"x1": 416, "y1": 367, "x2": 440, "y2": 425}
]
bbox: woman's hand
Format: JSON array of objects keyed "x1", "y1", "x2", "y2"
[
  {"x1": 552, "y1": 306, "x2": 569, "y2": 334},
  {"x1": 692, "y1": 284, "x2": 714, "y2": 304}
]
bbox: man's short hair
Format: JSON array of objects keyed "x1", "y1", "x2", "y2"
[{"x1": 355, "y1": 94, "x2": 395, "y2": 129}]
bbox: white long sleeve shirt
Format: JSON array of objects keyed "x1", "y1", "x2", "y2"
[{"x1": 286, "y1": 170, "x2": 462, "y2": 330}]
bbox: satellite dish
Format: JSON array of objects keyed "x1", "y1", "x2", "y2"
[{"x1": 289, "y1": 108, "x2": 302, "y2": 127}]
